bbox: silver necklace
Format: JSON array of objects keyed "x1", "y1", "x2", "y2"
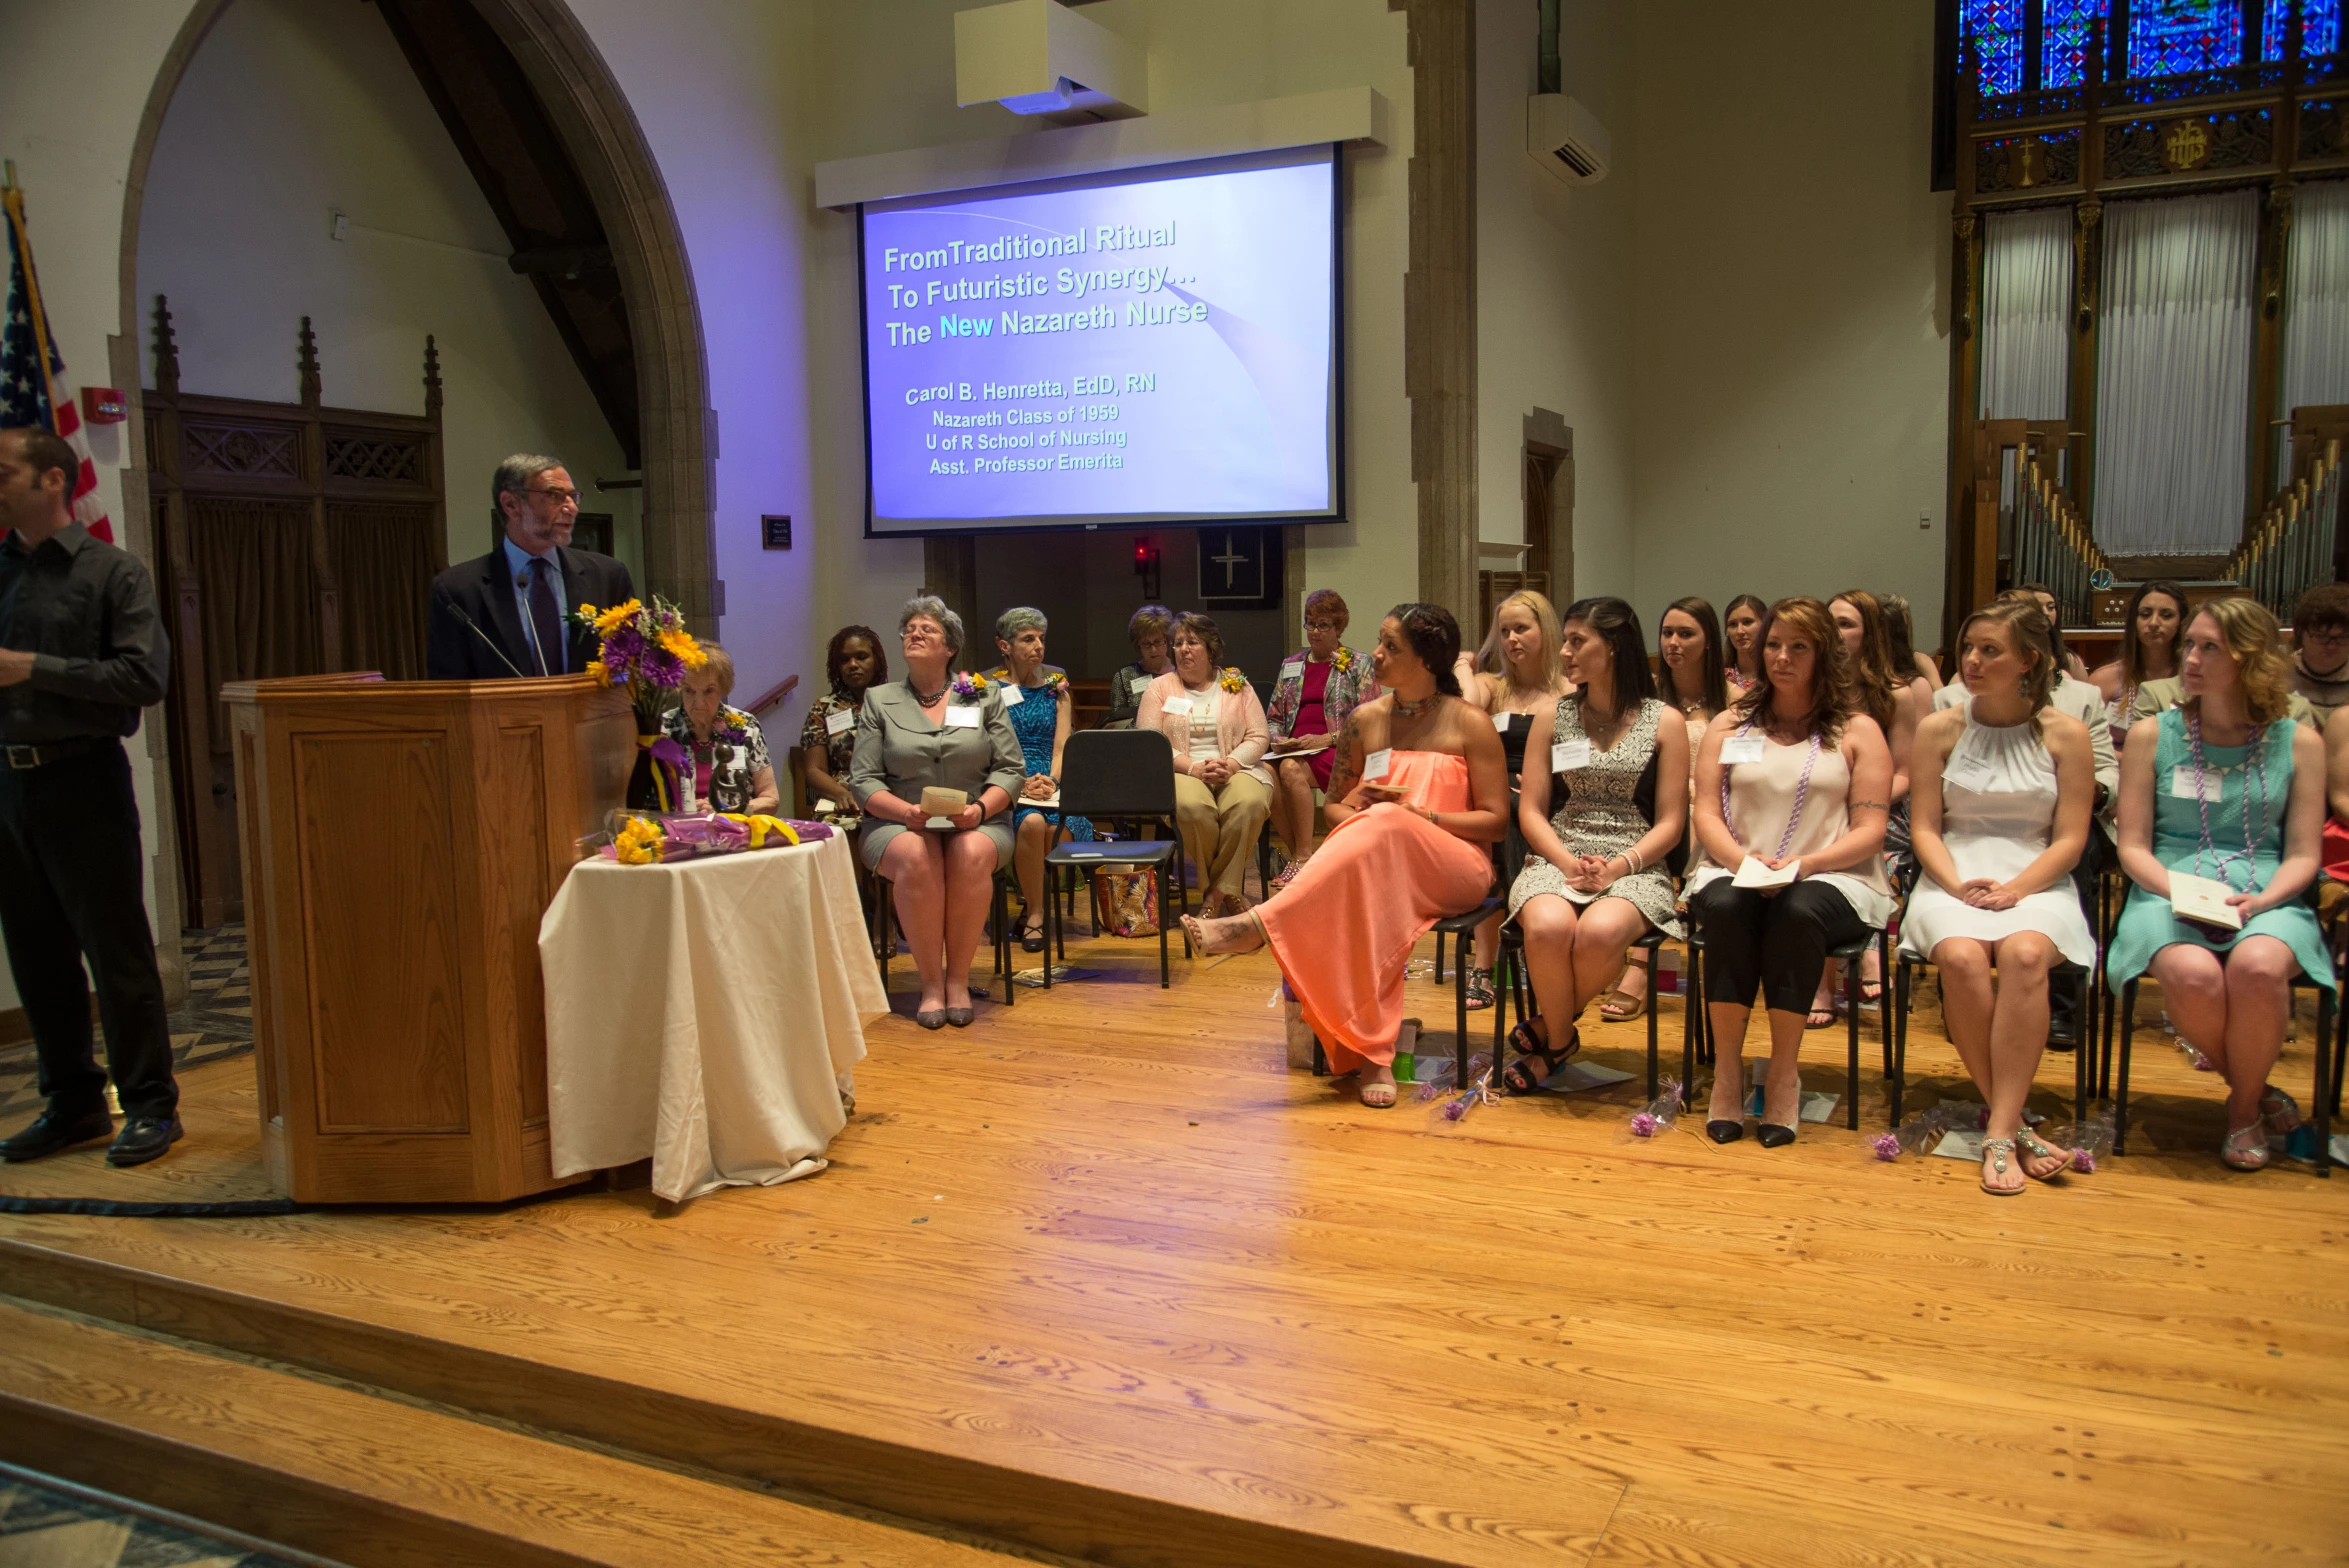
[{"x1": 1392, "y1": 692, "x2": 1436, "y2": 717}]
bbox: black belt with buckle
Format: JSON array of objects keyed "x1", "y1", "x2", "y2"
[{"x1": 3, "y1": 737, "x2": 111, "y2": 770}]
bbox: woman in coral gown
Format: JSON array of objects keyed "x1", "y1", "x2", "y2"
[{"x1": 1182, "y1": 604, "x2": 1510, "y2": 1106}]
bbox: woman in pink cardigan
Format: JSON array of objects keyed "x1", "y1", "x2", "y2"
[{"x1": 1138, "y1": 612, "x2": 1274, "y2": 917}]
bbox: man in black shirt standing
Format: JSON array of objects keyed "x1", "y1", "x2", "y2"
[{"x1": 0, "y1": 426, "x2": 180, "y2": 1166}]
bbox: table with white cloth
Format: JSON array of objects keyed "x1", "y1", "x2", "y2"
[{"x1": 541, "y1": 830, "x2": 888, "y2": 1202}]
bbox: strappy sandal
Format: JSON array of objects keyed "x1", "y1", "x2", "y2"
[
  {"x1": 1501, "y1": 1018, "x2": 1579, "y2": 1095},
  {"x1": 1805, "y1": 1003, "x2": 1838, "y2": 1030},
  {"x1": 1464, "y1": 966, "x2": 1496, "y2": 1011},
  {"x1": 2221, "y1": 1120, "x2": 2271, "y2": 1170},
  {"x1": 2261, "y1": 1085, "x2": 2303, "y2": 1138},
  {"x1": 1359, "y1": 1075, "x2": 1398, "y2": 1108},
  {"x1": 1980, "y1": 1136, "x2": 2024, "y2": 1195},
  {"x1": 1598, "y1": 955, "x2": 1650, "y2": 1022},
  {"x1": 2014, "y1": 1127, "x2": 2073, "y2": 1182},
  {"x1": 1270, "y1": 859, "x2": 1304, "y2": 891}
]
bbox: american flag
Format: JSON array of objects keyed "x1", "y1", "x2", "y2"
[{"x1": 3, "y1": 178, "x2": 114, "y2": 543}]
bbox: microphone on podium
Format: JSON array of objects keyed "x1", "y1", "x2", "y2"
[{"x1": 437, "y1": 596, "x2": 528, "y2": 679}]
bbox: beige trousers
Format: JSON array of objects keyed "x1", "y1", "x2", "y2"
[{"x1": 1174, "y1": 772, "x2": 1271, "y2": 901}]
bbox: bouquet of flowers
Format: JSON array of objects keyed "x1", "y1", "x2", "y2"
[{"x1": 573, "y1": 596, "x2": 708, "y2": 809}]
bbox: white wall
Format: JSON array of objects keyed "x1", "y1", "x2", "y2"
[
  {"x1": 1475, "y1": 0, "x2": 1639, "y2": 614},
  {"x1": 139, "y1": 0, "x2": 639, "y2": 574},
  {"x1": 1627, "y1": 0, "x2": 1950, "y2": 640}
]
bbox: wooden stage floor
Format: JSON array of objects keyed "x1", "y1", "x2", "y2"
[{"x1": 1, "y1": 925, "x2": 2345, "y2": 1566}]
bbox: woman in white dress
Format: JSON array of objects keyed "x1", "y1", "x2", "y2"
[{"x1": 1904, "y1": 597, "x2": 2097, "y2": 1195}]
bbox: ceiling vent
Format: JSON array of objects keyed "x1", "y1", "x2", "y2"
[{"x1": 1526, "y1": 94, "x2": 1610, "y2": 185}]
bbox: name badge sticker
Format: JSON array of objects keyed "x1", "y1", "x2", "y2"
[
  {"x1": 1493, "y1": 712, "x2": 1514, "y2": 733},
  {"x1": 1363, "y1": 748, "x2": 1393, "y2": 780},
  {"x1": 824, "y1": 708, "x2": 856, "y2": 737},
  {"x1": 945, "y1": 707, "x2": 983, "y2": 729},
  {"x1": 1941, "y1": 751, "x2": 1996, "y2": 794},
  {"x1": 2170, "y1": 768, "x2": 2216, "y2": 801},
  {"x1": 1280, "y1": 659, "x2": 1305, "y2": 680},
  {"x1": 1129, "y1": 673, "x2": 1151, "y2": 695},
  {"x1": 998, "y1": 684, "x2": 1024, "y2": 708},
  {"x1": 1719, "y1": 734, "x2": 1767, "y2": 765},
  {"x1": 1164, "y1": 696, "x2": 1195, "y2": 716},
  {"x1": 1551, "y1": 739, "x2": 1592, "y2": 772}
]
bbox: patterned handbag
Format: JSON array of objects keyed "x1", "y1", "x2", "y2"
[{"x1": 1091, "y1": 867, "x2": 1161, "y2": 936}]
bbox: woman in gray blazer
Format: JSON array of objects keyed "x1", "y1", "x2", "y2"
[{"x1": 849, "y1": 596, "x2": 1026, "y2": 1029}]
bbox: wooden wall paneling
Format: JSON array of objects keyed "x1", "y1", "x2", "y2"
[
  {"x1": 1391, "y1": 0, "x2": 1478, "y2": 628},
  {"x1": 498, "y1": 721, "x2": 554, "y2": 1130},
  {"x1": 1943, "y1": 211, "x2": 1984, "y2": 645}
]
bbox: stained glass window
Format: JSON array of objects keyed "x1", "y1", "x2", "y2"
[
  {"x1": 2129, "y1": 0, "x2": 2242, "y2": 77},
  {"x1": 2042, "y1": 0, "x2": 2111, "y2": 87},
  {"x1": 2261, "y1": 0, "x2": 2343, "y2": 59},
  {"x1": 1966, "y1": 0, "x2": 2027, "y2": 95}
]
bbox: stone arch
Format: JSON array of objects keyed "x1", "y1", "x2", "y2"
[{"x1": 113, "y1": 0, "x2": 717, "y2": 944}]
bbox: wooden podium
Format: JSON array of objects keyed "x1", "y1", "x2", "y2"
[{"x1": 224, "y1": 673, "x2": 633, "y2": 1202}]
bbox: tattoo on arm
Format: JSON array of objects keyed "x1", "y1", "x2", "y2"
[
  {"x1": 1847, "y1": 799, "x2": 1890, "y2": 815},
  {"x1": 1326, "y1": 710, "x2": 1364, "y2": 802}
]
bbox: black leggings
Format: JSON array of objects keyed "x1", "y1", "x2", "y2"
[{"x1": 1691, "y1": 878, "x2": 1871, "y2": 1015}]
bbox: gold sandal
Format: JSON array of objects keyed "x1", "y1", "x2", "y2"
[{"x1": 1598, "y1": 955, "x2": 1650, "y2": 1022}]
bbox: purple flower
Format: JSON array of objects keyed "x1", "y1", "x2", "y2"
[
  {"x1": 1630, "y1": 1112, "x2": 1658, "y2": 1138},
  {"x1": 1871, "y1": 1133, "x2": 1901, "y2": 1162},
  {"x1": 2070, "y1": 1148, "x2": 2096, "y2": 1174},
  {"x1": 643, "y1": 648, "x2": 686, "y2": 689},
  {"x1": 1442, "y1": 1098, "x2": 1468, "y2": 1121}
]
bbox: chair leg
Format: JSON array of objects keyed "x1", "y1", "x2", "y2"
[
  {"x1": 1454, "y1": 944, "x2": 1470, "y2": 1091},
  {"x1": 2075, "y1": 969, "x2": 2092, "y2": 1127},
  {"x1": 2115, "y1": 978, "x2": 2137, "y2": 1155},
  {"x1": 2316, "y1": 989, "x2": 2334, "y2": 1180},
  {"x1": 1890, "y1": 958, "x2": 1909, "y2": 1127},
  {"x1": 1434, "y1": 931, "x2": 1447, "y2": 985},
  {"x1": 1158, "y1": 855, "x2": 1172, "y2": 989},
  {"x1": 1844, "y1": 952, "x2": 1862, "y2": 1131},
  {"x1": 1492, "y1": 945, "x2": 1510, "y2": 1088},
  {"x1": 1645, "y1": 945, "x2": 1662, "y2": 1104},
  {"x1": 1681, "y1": 942, "x2": 1697, "y2": 1096},
  {"x1": 997, "y1": 879, "x2": 1016, "y2": 1007}
]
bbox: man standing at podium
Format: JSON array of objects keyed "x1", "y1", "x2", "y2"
[
  {"x1": 0, "y1": 427, "x2": 181, "y2": 1168},
  {"x1": 426, "y1": 453, "x2": 634, "y2": 680}
]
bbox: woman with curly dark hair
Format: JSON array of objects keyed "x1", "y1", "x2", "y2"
[
  {"x1": 1687, "y1": 597, "x2": 1894, "y2": 1147},
  {"x1": 799, "y1": 625, "x2": 886, "y2": 812},
  {"x1": 1181, "y1": 605, "x2": 1510, "y2": 1107}
]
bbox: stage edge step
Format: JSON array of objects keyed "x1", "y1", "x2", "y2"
[
  {"x1": 0, "y1": 1294, "x2": 1037, "y2": 1568},
  {"x1": 0, "y1": 1237, "x2": 1470, "y2": 1568}
]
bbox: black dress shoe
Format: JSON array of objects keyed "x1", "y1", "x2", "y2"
[
  {"x1": 106, "y1": 1114, "x2": 184, "y2": 1167},
  {"x1": 1756, "y1": 1122, "x2": 1798, "y2": 1149},
  {"x1": 1706, "y1": 1119, "x2": 1745, "y2": 1144},
  {"x1": 2, "y1": 1105, "x2": 114, "y2": 1163},
  {"x1": 1020, "y1": 925, "x2": 1046, "y2": 953}
]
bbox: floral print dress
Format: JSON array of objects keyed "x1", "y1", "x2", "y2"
[{"x1": 661, "y1": 703, "x2": 772, "y2": 814}]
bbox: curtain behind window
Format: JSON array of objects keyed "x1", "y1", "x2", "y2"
[
  {"x1": 2279, "y1": 179, "x2": 2349, "y2": 486},
  {"x1": 1978, "y1": 206, "x2": 2074, "y2": 421},
  {"x1": 190, "y1": 496, "x2": 322, "y2": 751},
  {"x1": 2093, "y1": 189, "x2": 2258, "y2": 557},
  {"x1": 327, "y1": 502, "x2": 435, "y2": 681}
]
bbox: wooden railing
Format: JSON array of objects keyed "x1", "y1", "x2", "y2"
[
  {"x1": 2229, "y1": 438, "x2": 2342, "y2": 621},
  {"x1": 2012, "y1": 456, "x2": 2111, "y2": 627}
]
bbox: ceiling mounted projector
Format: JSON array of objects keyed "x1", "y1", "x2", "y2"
[
  {"x1": 1526, "y1": 94, "x2": 1610, "y2": 185},
  {"x1": 956, "y1": 0, "x2": 1148, "y2": 120}
]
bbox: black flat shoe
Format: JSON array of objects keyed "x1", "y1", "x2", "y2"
[
  {"x1": 944, "y1": 1006, "x2": 974, "y2": 1027},
  {"x1": 1756, "y1": 1122, "x2": 1798, "y2": 1149},
  {"x1": 1706, "y1": 1119, "x2": 1745, "y2": 1144},
  {"x1": 2, "y1": 1105, "x2": 113, "y2": 1163},
  {"x1": 106, "y1": 1114, "x2": 183, "y2": 1167},
  {"x1": 915, "y1": 1008, "x2": 947, "y2": 1030},
  {"x1": 1020, "y1": 925, "x2": 1046, "y2": 953}
]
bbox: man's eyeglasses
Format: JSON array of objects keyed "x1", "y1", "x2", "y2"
[{"x1": 527, "y1": 486, "x2": 582, "y2": 505}]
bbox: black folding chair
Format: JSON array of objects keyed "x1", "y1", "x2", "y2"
[
  {"x1": 1681, "y1": 909, "x2": 1890, "y2": 1130},
  {"x1": 1042, "y1": 729, "x2": 1186, "y2": 989},
  {"x1": 1890, "y1": 951, "x2": 2097, "y2": 1126}
]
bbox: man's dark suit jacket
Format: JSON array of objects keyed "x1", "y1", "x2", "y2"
[{"x1": 425, "y1": 544, "x2": 636, "y2": 680}]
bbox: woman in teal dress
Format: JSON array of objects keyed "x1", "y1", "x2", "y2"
[
  {"x1": 2110, "y1": 598, "x2": 2332, "y2": 1170},
  {"x1": 988, "y1": 607, "x2": 1093, "y2": 953}
]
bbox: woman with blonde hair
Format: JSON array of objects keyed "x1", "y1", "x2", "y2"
[
  {"x1": 1266, "y1": 588, "x2": 1380, "y2": 888},
  {"x1": 2108, "y1": 597, "x2": 2333, "y2": 1170},
  {"x1": 1451, "y1": 589, "x2": 1571, "y2": 1008},
  {"x1": 1904, "y1": 598, "x2": 2097, "y2": 1194}
]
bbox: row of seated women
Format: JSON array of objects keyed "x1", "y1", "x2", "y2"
[{"x1": 1181, "y1": 587, "x2": 2335, "y2": 1197}]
